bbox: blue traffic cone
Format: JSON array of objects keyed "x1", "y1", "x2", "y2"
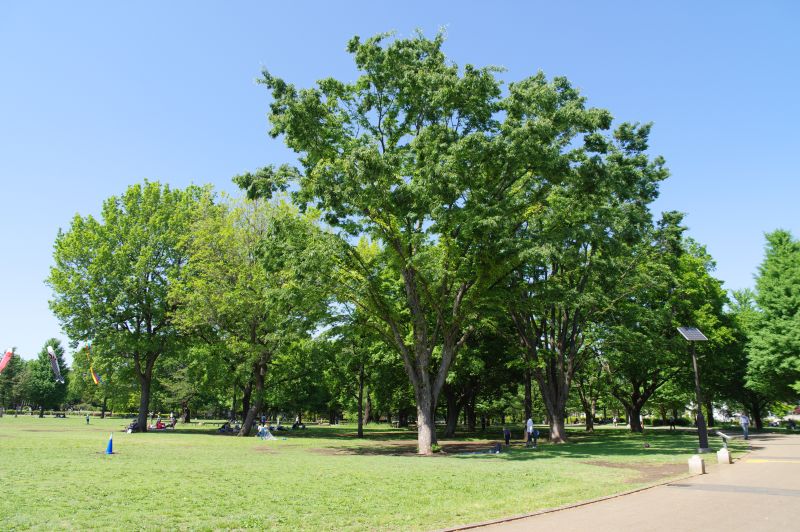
[{"x1": 105, "y1": 433, "x2": 113, "y2": 454}]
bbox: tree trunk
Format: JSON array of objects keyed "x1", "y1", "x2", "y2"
[
  {"x1": 705, "y1": 400, "x2": 715, "y2": 428},
  {"x1": 430, "y1": 401, "x2": 438, "y2": 445},
  {"x1": 584, "y1": 408, "x2": 594, "y2": 431},
  {"x1": 443, "y1": 387, "x2": 460, "y2": 438},
  {"x1": 182, "y1": 402, "x2": 191, "y2": 423},
  {"x1": 534, "y1": 376, "x2": 569, "y2": 443},
  {"x1": 238, "y1": 357, "x2": 266, "y2": 436},
  {"x1": 101, "y1": 396, "x2": 107, "y2": 419},
  {"x1": 466, "y1": 400, "x2": 476, "y2": 432},
  {"x1": 549, "y1": 415, "x2": 567, "y2": 442},
  {"x1": 524, "y1": 367, "x2": 532, "y2": 422},
  {"x1": 463, "y1": 385, "x2": 477, "y2": 433},
  {"x1": 364, "y1": 393, "x2": 373, "y2": 425},
  {"x1": 39, "y1": 405, "x2": 45, "y2": 418},
  {"x1": 241, "y1": 382, "x2": 252, "y2": 422},
  {"x1": 231, "y1": 385, "x2": 237, "y2": 421},
  {"x1": 136, "y1": 371, "x2": 152, "y2": 432},
  {"x1": 416, "y1": 391, "x2": 435, "y2": 455},
  {"x1": 398, "y1": 410, "x2": 408, "y2": 427},
  {"x1": 357, "y1": 363, "x2": 364, "y2": 438},
  {"x1": 629, "y1": 404, "x2": 643, "y2": 432},
  {"x1": 749, "y1": 399, "x2": 764, "y2": 430}
]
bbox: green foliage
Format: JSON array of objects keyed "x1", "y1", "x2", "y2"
[
  {"x1": 48, "y1": 181, "x2": 208, "y2": 423},
  {"x1": 600, "y1": 216, "x2": 732, "y2": 431},
  {"x1": 25, "y1": 339, "x2": 68, "y2": 410},
  {"x1": 0, "y1": 348, "x2": 26, "y2": 408},
  {"x1": 170, "y1": 196, "x2": 336, "y2": 431},
  {"x1": 746, "y1": 230, "x2": 800, "y2": 400},
  {"x1": 236, "y1": 31, "x2": 669, "y2": 452}
]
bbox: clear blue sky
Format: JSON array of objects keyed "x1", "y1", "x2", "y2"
[{"x1": 2, "y1": 1, "x2": 798, "y2": 362}]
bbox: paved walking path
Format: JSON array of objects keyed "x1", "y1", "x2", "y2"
[{"x1": 470, "y1": 433, "x2": 800, "y2": 531}]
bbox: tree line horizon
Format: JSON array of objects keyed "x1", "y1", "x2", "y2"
[{"x1": 1, "y1": 33, "x2": 797, "y2": 454}]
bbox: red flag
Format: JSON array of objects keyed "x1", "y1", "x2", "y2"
[{"x1": 0, "y1": 348, "x2": 12, "y2": 374}]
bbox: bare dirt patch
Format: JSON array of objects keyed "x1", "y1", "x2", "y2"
[
  {"x1": 584, "y1": 460, "x2": 686, "y2": 483},
  {"x1": 312, "y1": 439, "x2": 502, "y2": 457},
  {"x1": 252, "y1": 446, "x2": 276, "y2": 454}
]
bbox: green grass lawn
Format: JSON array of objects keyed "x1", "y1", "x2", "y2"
[{"x1": 0, "y1": 416, "x2": 748, "y2": 530}]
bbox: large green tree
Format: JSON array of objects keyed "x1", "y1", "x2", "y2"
[
  {"x1": 746, "y1": 230, "x2": 800, "y2": 401},
  {"x1": 0, "y1": 348, "x2": 24, "y2": 409},
  {"x1": 26, "y1": 339, "x2": 69, "y2": 415},
  {"x1": 170, "y1": 197, "x2": 334, "y2": 435},
  {"x1": 236, "y1": 32, "x2": 643, "y2": 454},
  {"x1": 602, "y1": 217, "x2": 730, "y2": 433},
  {"x1": 721, "y1": 289, "x2": 771, "y2": 429},
  {"x1": 48, "y1": 181, "x2": 205, "y2": 431},
  {"x1": 320, "y1": 311, "x2": 387, "y2": 437},
  {"x1": 509, "y1": 121, "x2": 667, "y2": 442}
]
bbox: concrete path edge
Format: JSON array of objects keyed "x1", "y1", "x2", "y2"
[{"x1": 439, "y1": 447, "x2": 752, "y2": 532}]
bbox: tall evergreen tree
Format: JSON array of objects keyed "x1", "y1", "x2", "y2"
[{"x1": 747, "y1": 230, "x2": 800, "y2": 401}]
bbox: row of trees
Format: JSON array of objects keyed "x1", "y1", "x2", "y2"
[
  {"x1": 0, "y1": 341, "x2": 68, "y2": 415},
  {"x1": 17, "y1": 33, "x2": 796, "y2": 454}
]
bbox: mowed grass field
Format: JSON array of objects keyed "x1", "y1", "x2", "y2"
[{"x1": 0, "y1": 416, "x2": 748, "y2": 530}]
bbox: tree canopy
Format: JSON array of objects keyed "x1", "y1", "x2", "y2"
[{"x1": 27, "y1": 31, "x2": 796, "y2": 447}]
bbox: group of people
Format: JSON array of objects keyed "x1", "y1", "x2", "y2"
[
  {"x1": 148, "y1": 413, "x2": 176, "y2": 430},
  {"x1": 501, "y1": 418, "x2": 539, "y2": 448},
  {"x1": 216, "y1": 414, "x2": 304, "y2": 436},
  {"x1": 218, "y1": 420, "x2": 241, "y2": 434},
  {"x1": 256, "y1": 422, "x2": 275, "y2": 440}
]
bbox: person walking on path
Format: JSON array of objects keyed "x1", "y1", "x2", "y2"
[{"x1": 740, "y1": 412, "x2": 750, "y2": 440}]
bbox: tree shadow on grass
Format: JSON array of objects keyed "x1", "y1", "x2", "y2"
[{"x1": 310, "y1": 429, "x2": 704, "y2": 460}]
